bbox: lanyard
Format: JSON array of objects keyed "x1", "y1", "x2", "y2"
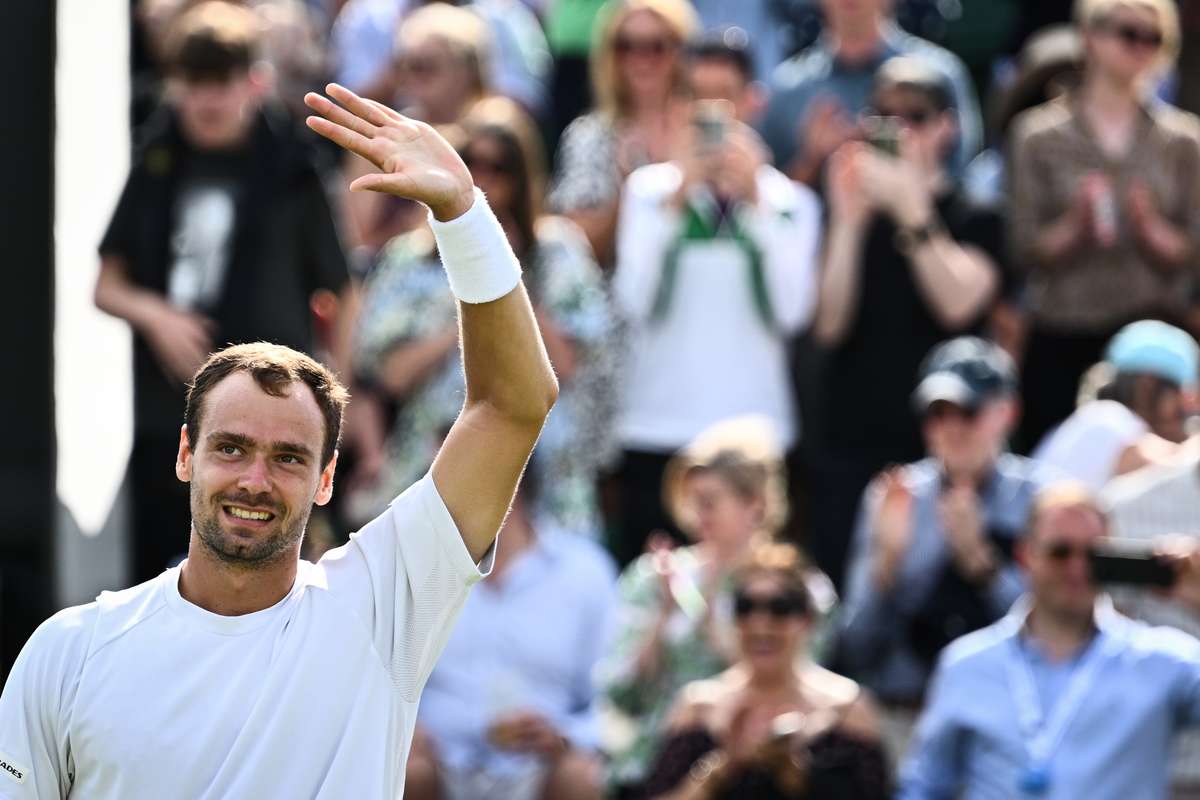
[{"x1": 1004, "y1": 632, "x2": 1107, "y2": 766}]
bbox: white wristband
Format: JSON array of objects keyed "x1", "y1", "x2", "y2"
[{"x1": 428, "y1": 187, "x2": 522, "y2": 304}]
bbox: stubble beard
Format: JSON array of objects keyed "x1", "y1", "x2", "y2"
[{"x1": 190, "y1": 483, "x2": 309, "y2": 569}]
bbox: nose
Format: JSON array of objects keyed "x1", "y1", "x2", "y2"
[{"x1": 236, "y1": 454, "x2": 272, "y2": 495}]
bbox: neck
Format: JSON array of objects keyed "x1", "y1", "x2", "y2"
[
  {"x1": 703, "y1": 535, "x2": 753, "y2": 569},
  {"x1": 629, "y1": 91, "x2": 674, "y2": 119},
  {"x1": 1082, "y1": 72, "x2": 1141, "y2": 116},
  {"x1": 741, "y1": 661, "x2": 799, "y2": 695},
  {"x1": 178, "y1": 537, "x2": 299, "y2": 617},
  {"x1": 1025, "y1": 603, "x2": 1097, "y2": 662},
  {"x1": 829, "y1": 16, "x2": 885, "y2": 64}
]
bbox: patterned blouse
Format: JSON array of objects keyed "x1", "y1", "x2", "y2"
[
  {"x1": 598, "y1": 546, "x2": 739, "y2": 787},
  {"x1": 549, "y1": 111, "x2": 623, "y2": 214},
  {"x1": 1008, "y1": 94, "x2": 1200, "y2": 331},
  {"x1": 349, "y1": 216, "x2": 619, "y2": 538}
]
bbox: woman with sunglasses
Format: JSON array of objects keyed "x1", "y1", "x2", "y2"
[
  {"x1": 598, "y1": 417, "x2": 818, "y2": 797},
  {"x1": 348, "y1": 97, "x2": 617, "y2": 539},
  {"x1": 548, "y1": 0, "x2": 698, "y2": 267},
  {"x1": 639, "y1": 541, "x2": 889, "y2": 800},
  {"x1": 1008, "y1": 0, "x2": 1200, "y2": 454}
]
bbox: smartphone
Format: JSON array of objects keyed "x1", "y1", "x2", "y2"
[
  {"x1": 691, "y1": 99, "x2": 732, "y2": 151},
  {"x1": 862, "y1": 115, "x2": 901, "y2": 156},
  {"x1": 1089, "y1": 537, "x2": 1177, "y2": 588}
]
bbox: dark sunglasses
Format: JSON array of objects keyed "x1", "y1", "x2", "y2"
[
  {"x1": 924, "y1": 402, "x2": 981, "y2": 422},
  {"x1": 1101, "y1": 21, "x2": 1164, "y2": 49},
  {"x1": 403, "y1": 56, "x2": 448, "y2": 77},
  {"x1": 870, "y1": 107, "x2": 934, "y2": 127},
  {"x1": 614, "y1": 36, "x2": 675, "y2": 58},
  {"x1": 1042, "y1": 540, "x2": 1095, "y2": 562},
  {"x1": 733, "y1": 590, "x2": 808, "y2": 619}
]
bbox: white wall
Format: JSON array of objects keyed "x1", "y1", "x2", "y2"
[{"x1": 55, "y1": 0, "x2": 133, "y2": 603}]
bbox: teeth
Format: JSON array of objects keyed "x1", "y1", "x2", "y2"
[{"x1": 227, "y1": 507, "x2": 273, "y2": 521}]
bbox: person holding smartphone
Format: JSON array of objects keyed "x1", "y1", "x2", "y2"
[
  {"x1": 900, "y1": 483, "x2": 1200, "y2": 800},
  {"x1": 610, "y1": 29, "x2": 822, "y2": 568}
]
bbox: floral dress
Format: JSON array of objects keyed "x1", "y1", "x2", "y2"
[{"x1": 349, "y1": 216, "x2": 619, "y2": 538}]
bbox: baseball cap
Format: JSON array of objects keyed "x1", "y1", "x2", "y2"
[
  {"x1": 912, "y1": 337, "x2": 1017, "y2": 414},
  {"x1": 1106, "y1": 320, "x2": 1199, "y2": 388}
]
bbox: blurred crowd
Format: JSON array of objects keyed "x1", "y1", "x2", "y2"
[{"x1": 95, "y1": 0, "x2": 1200, "y2": 796}]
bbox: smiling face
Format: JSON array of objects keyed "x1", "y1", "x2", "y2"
[
  {"x1": 176, "y1": 371, "x2": 335, "y2": 568},
  {"x1": 613, "y1": 9, "x2": 681, "y2": 101},
  {"x1": 733, "y1": 571, "x2": 811, "y2": 674},
  {"x1": 1085, "y1": 3, "x2": 1167, "y2": 85}
]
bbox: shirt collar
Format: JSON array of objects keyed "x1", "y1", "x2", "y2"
[{"x1": 1000, "y1": 594, "x2": 1125, "y2": 643}]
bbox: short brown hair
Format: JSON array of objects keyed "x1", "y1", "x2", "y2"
[
  {"x1": 185, "y1": 342, "x2": 349, "y2": 468},
  {"x1": 165, "y1": 1, "x2": 261, "y2": 81}
]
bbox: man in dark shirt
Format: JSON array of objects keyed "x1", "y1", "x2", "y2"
[
  {"x1": 95, "y1": 2, "x2": 353, "y2": 583},
  {"x1": 808, "y1": 56, "x2": 1004, "y2": 588}
]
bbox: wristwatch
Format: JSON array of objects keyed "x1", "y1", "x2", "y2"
[{"x1": 894, "y1": 216, "x2": 943, "y2": 255}]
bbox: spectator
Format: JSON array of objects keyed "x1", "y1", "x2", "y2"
[
  {"x1": 1008, "y1": 0, "x2": 1200, "y2": 452},
  {"x1": 899, "y1": 483, "x2": 1200, "y2": 798},
  {"x1": 548, "y1": 0, "x2": 699, "y2": 267},
  {"x1": 640, "y1": 542, "x2": 889, "y2": 800},
  {"x1": 470, "y1": 0, "x2": 552, "y2": 117},
  {"x1": 329, "y1": 0, "x2": 413, "y2": 101},
  {"x1": 1103, "y1": 443, "x2": 1200, "y2": 795},
  {"x1": 759, "y1": 0, "x2": 982, "y2": 186},
  {"x1": 962, "y1": 24, "x2": 1083, "y2": 209},
  {"x1": 1034, "y1": 320, "x2": 1199, "y2": 490},
  {"x1": 94, "y1": 1, "x2": 353, "y2": 583},
  {"x1": 809, "y1": 57, "x2": 1002, "y2": 588},
  {"x1": 836, "y1": 336, "x2": 1053, "y2": 759},
  {"x1": 598, "y1": 417, "x2": 796, "y2": 798},
  {"x1": 689, "y1": 3, "x2": 792, "y2": 84},
  {"x1": 406, "y1": 467, "x2": 618, "y2": 800},
  {"x1": 349, "y1": 98, "x2": 617, "y2": 538},
  {"x1": 609, "y1": 29, "x2": 821, "y2": 566},
  {"x1": 342, "y1": 2, "x2": 494, "y2": 253}
]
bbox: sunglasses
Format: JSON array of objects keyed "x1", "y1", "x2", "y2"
[
  {"x1": 402, "y1": 56, "x2": 448, "y2": 78},
  {"x1": 924, "y1": 402, "x2": 981, "y2": 422},
  {"x1": 1100, "y1": 21, "x2": 1164, "y2": 50},
  {"x1": 1041, "y1": 540, "x2": 1095, "y2": 562},
  {"x1": 614, "y1": 36, "x2": 675, "y2": 58},
  {"x1": 870, "y1": 107, "x2": 934, "y2": 127},
  {"x1": 733, "y1": 591, "x2": 808, "y2": 619}
]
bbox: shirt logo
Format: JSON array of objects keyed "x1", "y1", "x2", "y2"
[{"x1": 0, "y1": 751, "x2": 26, "y2": 784}]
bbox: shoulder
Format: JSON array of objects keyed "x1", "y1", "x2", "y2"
[
  {"x1": 665, "y1": 673, "x2": 735, "y2": 732},
  {"x1": 1113, "y1": 613, "x2": 1200, "y2": 665},
  {"x1": 1145, "y1": 101, "x2": 1200, "y2": 146},
  {"x1": 995, "y1": 452, "x2": 1064, "y2": 489},
  {"x1": 770, "y1": 46, "x2": 833, "y2": 93},
  {"x1": 544, "y1": 532, "x2": 619, "y2": 589},
  {"x1": 893, "y1": 31, "x2": 972, "y2": 83},
  {"x1": 756, "y1": 166, "x2": 819, "y2": 214},
  {"x1": 1010, "y1": 98, "x2": 1074, "y2": 146},
  {"x1": 936, "y1": 618, "x2": 1014, "y2": 675},
  {"x1": 561, "y1": 112, "x2": 616, "y2": 146}
]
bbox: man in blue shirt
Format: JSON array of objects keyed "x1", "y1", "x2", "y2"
[
  {"x1": 759, "y1": 0, "x2": 981, "y2": 183},
  {"x1": 406, "y1": 469, "x2": 619, "y2": 800},
  {"x1": 900, "y1": 483, "x2": 1200, "y2": 800},
  {"x1": 836, "y1": 338, "x2": 1055, "y2": 716}
]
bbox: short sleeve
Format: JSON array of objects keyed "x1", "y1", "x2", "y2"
[
  {"x1": 317, "y1": 474, "x2": 494, "y2": 701},
  {"x1": 98, "y1": 174, "x2": 140, "y2": 260},
  {"x1": 0, "y1": 605, "x2": 96, "y2": 799},
  {"x1": 301, "y1": 173, "x2": 351, "y2": 295}
]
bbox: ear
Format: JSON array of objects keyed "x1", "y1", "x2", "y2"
[
  {"x1": 176, "y1": 424, "x2": 193, "y2": 483},
  {"x1": 932, "y1": 110, "x2": 957, "y2": 153},
  {"x1": 740, "y1": 81, "x2": 768, "y2": 124},
  {"x1": 314, "y1": 449, "x2": 338, "y2": 507},
  {"x1": 1014, "y1": 534, "x2": 1032, "y2": 572}
]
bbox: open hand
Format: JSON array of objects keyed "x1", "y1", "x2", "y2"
[
  {"x1": 304, "y1": 83, "x2": 474, "y2": 221},
  {"x1": 871, "y1": 467, "x2": 915, "y2": 589},
  {"x1": 144, "y1": 302, "x2": 216, "y2": 386}
]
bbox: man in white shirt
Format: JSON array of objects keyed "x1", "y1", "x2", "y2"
[
  {"x1": 0, "y1": 83, "x2": 558, "y2": 799},
  {"x1": 611, "y1": 30, "x2": 822, "y2": 566}
]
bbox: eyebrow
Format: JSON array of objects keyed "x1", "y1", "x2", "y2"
[{"x1": 207, "y1": 431, "x2": 316, "y2": 459}]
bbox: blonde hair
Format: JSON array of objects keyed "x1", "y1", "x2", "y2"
[
  {"x1": 1028, "y1": 481, "x2": 1109, "y2": 537},
  {"x1": 395, "y1": 4, "x2": 492, "y2": 95},
  {"x1": 590, "y1": 0, "x2": 699, "y2": 119},
  {"x1": 662, "y1": 416, "x2": 787, "y2": 540},
  {"x1": 1075, "y1": 0, "x2": 1180, "y2": 65}
]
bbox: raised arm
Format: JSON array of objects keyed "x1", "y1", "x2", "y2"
[{"x1": 305, "y1": 85, "x2": 557, "y2": 562}]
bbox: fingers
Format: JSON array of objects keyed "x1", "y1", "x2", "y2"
[
  {"x1": 306, "y1": 115, "x2": 377, "y2": 161},
  {"x1": 326, "y1": 83, "x2": 392, "y2": 128},
  {"x1": 304, "y1": 91, "x2": 379, "y2": 140}
]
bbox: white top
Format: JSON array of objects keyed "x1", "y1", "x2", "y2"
[
  {"x1": 1032, "y1": 400, "x2": 1149, "y2": 491},
  {"x1": 613, "y1": 163, "x2": 821, "y2": 451},
  {"x1": 0, "y1": 475, "x2": 493, "y2": 799}
]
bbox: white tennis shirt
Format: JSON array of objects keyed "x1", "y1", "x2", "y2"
[{"x1": 0, "y1": 474, "x2": 493, "y2": 799}]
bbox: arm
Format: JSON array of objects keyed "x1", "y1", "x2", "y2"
[
  {"x1": 94, "y1": 254, "x2": 215, "y2": 386},
  {"x1": 376, "y1": 325, "x2": 459, "y2": 398},
  {"x1": 612, "y1": 166, "x2": 685, "y2": 322},
  {"x1": 904, "y1": 234, "x2": 999, "y2": 331},
  {"x1": 896, "y1": 657, "x2": 966, "y2": 800},
  {"x1": 813, "y1": 145, "x2": 872, "y2": 345},
  {"x1": 305, "y1": 84, "x2": 557, "y2": 563}
]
